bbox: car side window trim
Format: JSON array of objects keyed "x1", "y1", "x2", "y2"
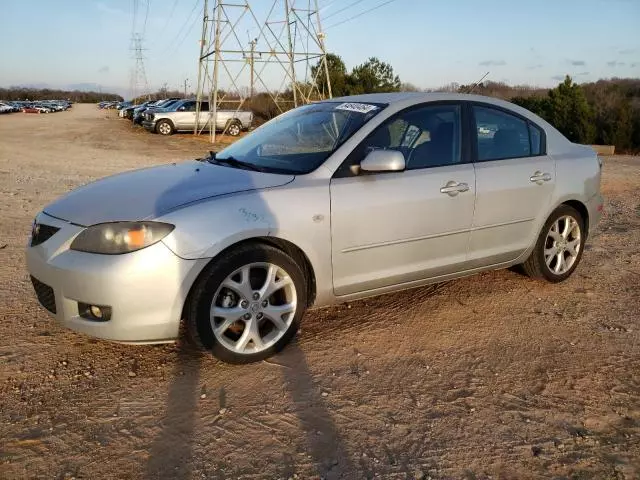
[
  {"x1": 333, "y1": 101, "x2": 471, "y2": 179},
  {"x1": 468, "y1": 101, "x2": 547, "y2": 163}
]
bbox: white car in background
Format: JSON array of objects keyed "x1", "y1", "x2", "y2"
[{"x1": 0, "y1": 102, "x2": 14, "y2": 113}]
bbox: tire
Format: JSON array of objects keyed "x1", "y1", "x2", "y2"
[
  {"x1": 156, "y1": 119, "x2": 174, "y2": 136},
  {"x1": 521, "y1": 204, "x2": 586, "y2": 282},
  {"x1": 226, "y1": 120, "x2": 242, "y2": 137},
  {"x1": 186, "y1": 243, "x2": 307, "y2": 364}
]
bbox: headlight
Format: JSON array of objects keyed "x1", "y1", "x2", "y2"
[{"x1": 70, "y1": 222, "x2": 174, "y2": 254}]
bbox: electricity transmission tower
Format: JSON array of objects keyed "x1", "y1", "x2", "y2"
[
  {"x1": 194, "y1": 0, "x2": 332, "y2": 142},
  {"x1": 130, "y1": 34, "x2": 151, "y2": 102},
  {"x1": 129, "y1": 0, "x2": 151, "y2": 103}
]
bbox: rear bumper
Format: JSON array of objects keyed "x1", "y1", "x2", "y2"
[
  {"x1": 25, "y1": 213, "x2": 209, "y2": 343},
  {"x1": 586, "y1": 193, "x2": 604, "y2": 238}
]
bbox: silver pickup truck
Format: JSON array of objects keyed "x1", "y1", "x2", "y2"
[{"x1": 142, "y1": 99, "x2": 253, "y2": 136}]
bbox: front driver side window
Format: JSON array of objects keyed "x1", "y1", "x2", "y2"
[{"x1": 338, "y1": 104, "x2": 462, "y2": 176}]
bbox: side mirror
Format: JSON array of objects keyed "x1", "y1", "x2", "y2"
[
  {"x1": 178, "y1": 106, "x2": 186, "y2": 111},
  {"x1": 360, "y1": 149, "x2": 405, "y2": 173}
]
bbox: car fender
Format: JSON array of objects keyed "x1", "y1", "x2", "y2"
[
  {"x1": 158, "y1": 177, "x2": 335, "y2": 306},
  {"x1": 159, "y1": 191, "x2": 273, "y2": 259}
]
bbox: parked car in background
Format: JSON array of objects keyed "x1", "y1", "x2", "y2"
[
  {"x1": 0, "y1": 101, "x2": 16, "y2": 113},
  {"x1": 133, "y1": 98, "x2": 181, "y2": 125},
  {"x1": 33, "y1": 104, "x2": 53, "y2": 113},
  {"x1": 143, "y1": 99, "x2": 253, "y2": 136},
  {"x1": 121, "y1": 101, "x2": 152, "y2": 120},
  {"x1": 26, "y1": 93, "x2": 603, "y2": 363},
  {"x1": 129, "y1": 100, "x2": 163, "y2": 122}
]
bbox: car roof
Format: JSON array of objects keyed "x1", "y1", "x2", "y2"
[{"x1": 329, "y1": 91, "x2": 524, "y2": 109}]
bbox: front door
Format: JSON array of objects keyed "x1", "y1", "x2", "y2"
[
  {"x1": 468, "y1": 104, "x2": 555, "y2": 266},
  {"x1": 330, "y1": 103, "x2": 476, "y2": 296},
  {"x1": 173, "y1": 101, "x2": 196, "y2": 130}
]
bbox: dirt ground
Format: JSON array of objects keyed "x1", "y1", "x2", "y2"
[{"x1": 0, "y1": 104, "x2": 639, "y2": 480}]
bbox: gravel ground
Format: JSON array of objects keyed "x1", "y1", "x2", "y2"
[{"x1": 0, "y1": 105, "x2": 639, "y2": 480}]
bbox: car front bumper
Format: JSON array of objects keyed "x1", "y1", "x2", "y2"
[
  {"x1": 142, "y1": 120, "x2": 156, "y2": 131},
  {"x1": 26, "y1": 213, "x2": 209, "y2": 343}
]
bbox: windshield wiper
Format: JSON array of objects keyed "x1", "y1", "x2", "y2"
[
  {"x1": 211, "y1": 154, "x2": 263, "y2": 172},
  {"x1": 201, "y1": 151, "x2": 294, "y2": 174}
]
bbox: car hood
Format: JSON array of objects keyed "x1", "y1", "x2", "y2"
[{"x1": 44, "y1": 160, "x2": 294, "y2": 226}]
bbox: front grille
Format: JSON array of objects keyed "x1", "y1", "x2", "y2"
[
  {"x1": 30, "y1": 276, "x2": 56, "y2": 313},
  {"x1": 31, "y1": 223, "x2": 60, "y2": 247}
]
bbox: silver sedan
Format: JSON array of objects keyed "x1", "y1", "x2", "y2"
[{"x1": 26, "y1": 93, "x2": 604, "y2": 363}]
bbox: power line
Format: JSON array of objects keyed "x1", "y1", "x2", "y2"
[
  {"x1": 325, "y1": 0, "x2": 400, "y2": 30},
  {"x1": 142, "y1": 0, "x2": 150, "y2": 37},
  {"x1": 323, "y1": 0, "x2": 366, "y2": 20},
  {"x1": 164, "y1": 0, "x2": 201, "y2": 53},
  {"x1": 167, "y1": 1, "x2": 202, "y2": 56},
  {"x1": 130, "y1": 0, "x2": 138, "y2": 39},
  {"x1": 158, "y1": 0, "x2": 179, "y2": 37}
]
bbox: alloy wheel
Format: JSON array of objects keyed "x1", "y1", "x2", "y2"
[
  {"x1": 228, "y1": 124, "x2": 240, "y2": 136},
  {"x1": 210, "y1": 262, "x2": 297, "y2": 354},
  {"x1": 544, "y1": 215, "x2": 581, "y2": 275},
  {"x1": 158, "y1": 122, "x2": 171, "y2": 135}
]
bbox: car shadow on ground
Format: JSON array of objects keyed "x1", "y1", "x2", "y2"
[
  {"x1": 277, "y1": 340, "x2": 356, "y2": 478},
  {"x1": 145, "y1": 342, "x2": 202, "y2": 480},
  {"x1": 144, "y1": 339, "x2": 354, "y2": 479}
]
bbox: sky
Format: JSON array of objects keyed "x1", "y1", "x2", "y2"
[{"x1": 1, "y1": 0, "x2": 639, "y2": 98}]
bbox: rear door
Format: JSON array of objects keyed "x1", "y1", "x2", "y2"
[
  {"x1": 197, "y1": 101, "x2": 212, "y2": 132},
  {"x1": 468, "y1": 104, "x2": 555, "y2": 267}
]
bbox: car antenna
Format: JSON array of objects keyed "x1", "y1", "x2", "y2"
[{"x1": 466, "y1": 71, "x2": 490, "y2": 94}]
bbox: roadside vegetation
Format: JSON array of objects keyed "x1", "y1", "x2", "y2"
[{"x1": 3, "y1": 54, "x2": 639, "y2": 152}]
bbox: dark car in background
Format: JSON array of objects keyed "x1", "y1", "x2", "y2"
[{"x1": 133, "y1": 98, "x2": 181, "y2": 125}]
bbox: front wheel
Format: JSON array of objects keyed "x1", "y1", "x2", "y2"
[
  {"x1": 186, "y1": 243, "x2": 307, "y2": 364},
  {"x1": 521, "y1": 205, "x2": 585, "y2": 282},
  {"x1": 156, "y1": 119, "x2": 174, "y2": 136}
]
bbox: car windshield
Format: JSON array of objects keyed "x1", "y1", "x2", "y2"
[{"x1": 213, "y1": 101, "x2": 386, "y2": 174}]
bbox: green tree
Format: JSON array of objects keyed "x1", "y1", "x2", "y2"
[
  {"x1": 312, "y1": 53, "x2": 348, "y2": 97},
  {"x1": 346, "y1": 57, "x2": 401, "y2": 95},
  {"x1": 513, "y1": 76, "x2": 594, "y2": 144},
  {"x1": 511, "y1": 95, "x2": 551, "y2": 119},
  {"x1": 546, "y1": 75, "x2": 595, "y2": 143}
]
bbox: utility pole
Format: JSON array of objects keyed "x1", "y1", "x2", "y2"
[
  {"x1": 248, "y1": 38, "x2": 257, "y2": 98},
  {"x1": 182, "y1": 78, "x2": 190, "y2": 98}
]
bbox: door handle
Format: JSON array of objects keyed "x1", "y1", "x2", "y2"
[
  {"x1": 440, "y1": 181, "x2": 469, "y2": 197},
  {"x1": 530, "y1": 171, "x2": 552, "y2": 184}
]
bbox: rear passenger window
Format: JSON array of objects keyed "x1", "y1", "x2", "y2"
[
  {"x1": 530, "y1": 123, "x2": 542, "y2": 155},
  {"x1": 474, "y1": 106, "x2": 530, "y2": 161}
]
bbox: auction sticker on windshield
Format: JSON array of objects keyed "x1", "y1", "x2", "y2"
[{"x1": 335, "y1": 102, "x2": 379, "y2": 114}]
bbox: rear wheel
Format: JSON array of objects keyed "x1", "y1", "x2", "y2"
[
  {"x1": 521, "y1": 205, "x2": 585, "y2": 282},
  {"x1": 156, "y1": 119, "x2": 174, "y2": 136},
  {"x1": 186, "y1": 243, "x2": 307, "y2": 364},
  {"x1": 226, "y1": 120, "x2": 242, "y2": 137}
]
